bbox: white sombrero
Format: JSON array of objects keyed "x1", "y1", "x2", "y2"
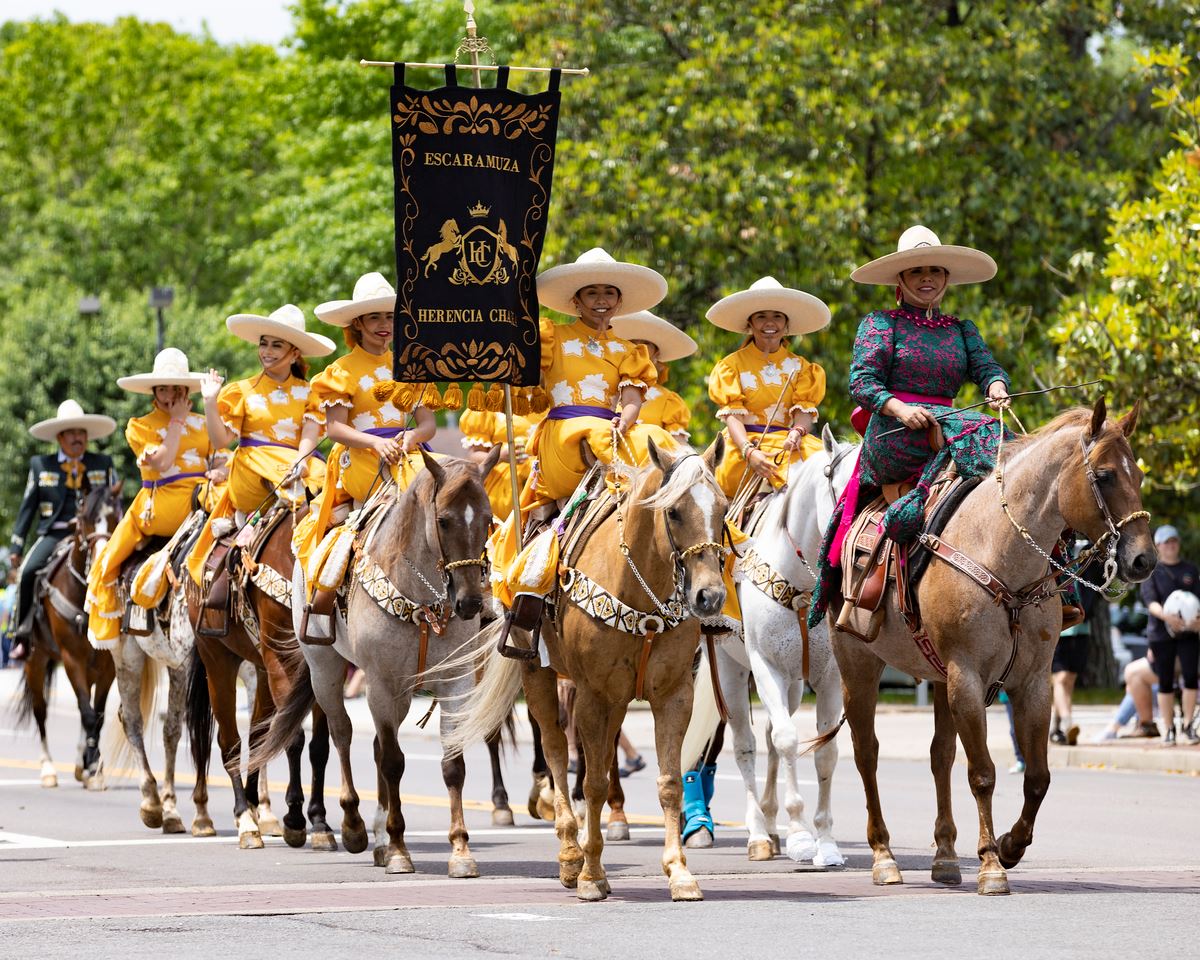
[
  {"x1": 226, "y1": 303, "x2": 336, "y2": 357},
  {"x1": 851, "y1": 225, "x2": 997, "y2": 285},
  {"x1": 29, "y1": 399, "x2": 116, "y2": 442},
  {"x1": 314, "y1": 272, "x2": 397, "y2": 328},
  {"x1": 537, "y1": 247, "x2": 667, "y2": 317},
  {"x1": 706, "y1": 277, "x2": 831, "y2": 335},
  {"x1": 610, "y1": 311, "x2": 697, "y2": 362},
  {"x1": 116, "y1": 348, "x2": 204, "y2": 394}
]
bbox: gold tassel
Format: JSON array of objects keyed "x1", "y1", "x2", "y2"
[
  {"x1": 484, "y1": 383, "x2": 505, "y2": 412},
  {"x1": 466, "y1": 383, "x2": 486, "y2": 411},
  {"x1": 513, "y1": 389, "x2": 531, "y2": 417},
  {"x1": 372, "y1": 380, "x2": 397, "y2": 403},
  {"x1": 442, "y1": 382, "x2": 464, "y2": 411},
  {"x1": 530, "y1": 385, "x2": 551, "y2": 413},
  {"x1": 420, "y1": 383, "x2": 443, "y2": 411},
  {"x1": 394, "y1": 382, "x2": 417, "y2": 409}
]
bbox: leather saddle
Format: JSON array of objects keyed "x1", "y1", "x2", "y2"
[{"x1": 119, "y1": 537, "x2": 170, "y2": 636}]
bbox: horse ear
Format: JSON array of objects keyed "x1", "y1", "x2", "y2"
[
  {"x1": 821, "y1": 422, "x2": 837, "y2": 456},
  {"x1": 419, "y1": 448, "x2": 446, "y2": 488},
  {"x1": 480, "y1": 443, "x2": 503, "y2": 477},
  {"x1": 1118, "y1": 399, "x2": 1142, "y2": 438},
  {"x1": 1088, "y1": 396, "x2": 1107, "y2": 442},
  {"x1": 646, "y1": 436, "x2": 668, "y2": 474},
  {"x1": 703, "y1": 433, "x2": 724, "y2": 473}
]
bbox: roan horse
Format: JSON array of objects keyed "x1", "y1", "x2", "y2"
[
  {"x1": 683, "y1": 424, "x2": 856, "y2": 865},
  {"x1": 254, "y1": 448, "x2": 500, "y2": 876},
  {"x1": 16, "y1": 482, "x2": 123, "y2": 789},
  {"x1": 827, "y1": 400, "x2": 1155, "y2": 895},
  {"x1": 447, "y1": 438, "x2": 729, "y2": 902}
]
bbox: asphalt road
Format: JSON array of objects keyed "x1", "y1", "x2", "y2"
[{"x1": 0, "y1": 667, "x2": 1195, "y2": 959}]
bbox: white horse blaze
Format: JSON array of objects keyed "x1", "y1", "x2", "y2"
[
  {"x1": 689, "y1": 482, "x2": 717, "y2": 536},
  {"x1": 463, "y1": 504, "x2": 475, "y2": 528}
]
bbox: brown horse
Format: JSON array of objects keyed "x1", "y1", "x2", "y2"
[
  {"x1": 446, "y1": 438, "x2": 729, "y2": 901},
  {"x1": 829, "y1": 399, "x2": 1155, "y2": 895},
  {"x1": 15, "y1": 483, "x2": 123, "y2": 789},
  {"x1": 185, "y1": 505, "x2": 334, "y2": 850}
]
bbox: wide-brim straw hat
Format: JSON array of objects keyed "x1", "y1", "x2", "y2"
[
  {"x1": 226, "y1": 303, "x2": 336, "y2": 357},
  {"x1": 537, "y1": 247, "x2": 667, "y2": 317},
  {"x1": 116, "y1": 347, "x2": 204, "y2": 394},
  {"x1": 609, "y1": 311, "x2": 697, "y2": 362},
  {"x1": 314, "y1": 272, "x2": 397, "y2": 328},
  {"x1": 851, "y1": 225, "x2": 997, "y2": 285},
  {"x1": 706, "y1": 276, "x2": 831, "y2": 335},
  {"x1": 29, "y1": 399, "x2": 116, "y2": 442}
]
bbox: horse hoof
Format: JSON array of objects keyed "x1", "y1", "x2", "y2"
[
  {"x1": 606, "y1": 820, "x2": 630, "y2": 842},
  {"x1": 977, "y1": 870, "x2": 1010, "y2": 896},
  {"x1": 257, "y1": 815, "x2": 283, "y2": 838},
  {"x1": 491, "y1": 806, "x2": 515, "y2": 827},
  {"x1": 785, "y1": 831, "x2": 819, "y2": 863},
  {"x1": 191, "y1": 817, "x2": 216, "y2": 838},
  {"x1": 559, "y1": 859, "x2": 583, "y2": 889},
  {"x1": 283, "y1": 827, "x2": 308, "y2": 849},
  {"x1": 140, "y1": 806, "x2": 164, "y2": 830},
  {"x1": 239, "y1": 831, "x2": 264, "y2": 850},
  {"x1": 872, "y1": 859, "x2": 903, "y2": 885},
  {"x1": 162, "y1": 813, "x2": 186, "y2": 835},
  {"x1": 448, "y1": 855, "x2": 479, "y2": 879},
  {"x1": 342, "y1": 827, "x2": 369, "y2": 855},
  {"x1": 74, "y1": 765, "x2": 84, "y2": 783},
  {"x1": 813, "y1": 841, "x2": 846, "y2": 868},
  {"x1": 577, "y1": 879, "x2": 607, "y2": 902},
  {"x1": 684, "y1": 828, "x2": 713, "y2": 849},
  {"x1": 373, "y1": 846, "x2": 387, "y2": 867},
  {"x1": 747, "y1": 839, "x2": 774, "y2": 861},
  {"x1": 385, "y1": 852, "x2": 415, "y2": 875},
  {"x1": 931, "y1": 859, "x2": 962, "y2": 885},
  {"x1": 769, "y1": 833, "x2": 782, "y2": 856},
  {"x1": 41, "y1": 774, "x2": 58, "y2": 789},
  {"x1": 670, "y1": 878, "x2": 704, "y2": 902},
  {"x1": 84, "y1": 773, "x2": 106, "y2": 792},
  {"x1": 311, "y1": 831, "x2": 338, "y2": 852},
  {"x1": 997, "y1": 832, "x2": 1023, "y2": 870}
]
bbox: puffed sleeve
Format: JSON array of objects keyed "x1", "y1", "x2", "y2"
[
  {"x1": 786, "y1": 357, "x2": 826, "y2": 420},
  {"x1": 127, "y1": 415, "x2": 157, "y2": 468},
  {"x1": 539, "y1": 317, "x2": 557, "y2": 380},
  {"x1": 217, "y1": 380, "x2": 246, "y2": 436},
  {"x1": 961, "y1": 318, "x2": 1011, "y2": 394},
  {"x1": 459, "y1": 410, "x2": 496, "y2": 451},
  {"x1": 307, "y1": 360, "x2": 353, "y2": 422},
  {"x1": 663, "y1": 390, "x2": 691, "y2": 439},
  {"x1": 617, "y1": 341, "x2": 656, "y2": 394},
  {"x1": 848, "y1": 311, "x2": 896, "y2": 414},
  {"x1": 708, "y1": 355, "x2": 749, "y2": 421}
]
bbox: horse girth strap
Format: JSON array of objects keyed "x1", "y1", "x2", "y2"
[
  {"x1": 559, "y1": 565, "x2": 688, "y2": 636},
  {"x1": 742, "y1": 546, "x2": 812, "y2": 613},
  {"x1": 354, "y1": 551, "x2": 448, "y2": 631},
  {"x1": 704, "y1": 630, "x2": 732, "y2": 721},
  {"x1": 47, "y1": 583, "x2": 86, "y2": 629}
]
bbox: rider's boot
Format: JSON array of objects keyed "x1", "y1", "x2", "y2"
[
  {"x1": 681, "y1": 769, "x2": 714, "y2": 845},
  {"x1": 8, "y1": 609, "x2": 35, "y2": 661}
]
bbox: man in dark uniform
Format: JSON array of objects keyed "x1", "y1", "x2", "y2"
[{"x1": 8, "y1": 399, "x2": 117, "y2": 660}]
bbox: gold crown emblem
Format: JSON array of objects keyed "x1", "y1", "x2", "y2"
[{"x1": 468, "y1": 201, "x2": 491, "y2": 218}]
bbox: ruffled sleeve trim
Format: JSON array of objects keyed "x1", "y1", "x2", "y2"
[
  {"x1": 717, "y1": 406, "x2": 750, "y2": 421},
  {"x1": 618, "y1": 378, "x2": 648, "y2": 394},
  {"x1": 789, "y1": 403, "x2": 820, "y2": 419}
]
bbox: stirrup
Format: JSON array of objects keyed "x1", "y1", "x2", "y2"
[
  {"x1": 682, "y1": 770, "x2": 713, "y2": 842},
  {"x1": 496, "y1": 594, "x2": 542, "y2": 661}
]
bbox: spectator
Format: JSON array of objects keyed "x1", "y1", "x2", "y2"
[
  {"x1": 999, "y1": 690, "x2": 1025, "y2": 773},
  {"x1": 1093, "y1": 656, "x2": 1160, "y2": 741},
  {"x1": 1050, "y1": 552, "x2": 1107, "y2": 745},
  {"x1": 617, "y1": 729, "x2": 646, "y2": 777},
  {"x1": 1140, "y1": 525, "x2": 1200, "y2": 746},
  {"x1": 0, "y1": 565, "x2": 17, "y2": 667}
]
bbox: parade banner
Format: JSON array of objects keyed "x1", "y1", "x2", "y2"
[{"x1": 390, "y1": 64, "x2": 561, "y2": 388}]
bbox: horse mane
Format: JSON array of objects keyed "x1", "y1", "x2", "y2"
[
  {"x1": 1004, "y1": 406, "x2": 1124, "y2": 461},
  {"x1": 638, "y1": 447, "x2": 710, "y2": 510}
]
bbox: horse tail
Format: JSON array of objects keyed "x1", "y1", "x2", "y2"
[
  {"x1": 799, "y1": 713, "x2": 847, "y2": 757},
  {"x1": 680, "y1": 644, "x2": 722, "y2": 771},
  {"x1": 186, "y1": 645, "x2": 214, "y2": 777},
  {"x1": 12, "y1": 657, "x2": 56, "y2": 730},
  {"x1": 102, "y1": 650, "x2": 163, "y2": 777},
  {"x1": 441, "y1": 620, "x2": 524, "y2": 758},
  {"x1": 247, "y1": 654, "x2": 314, "y2": 772}
]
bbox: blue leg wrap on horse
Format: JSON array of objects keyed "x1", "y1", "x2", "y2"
[
  {"x1": 701, "y1": 763, "x2": 717, "y2": 806},
  {"x1": 682, "y1": 770, "x2": 713, "y2": 841}
]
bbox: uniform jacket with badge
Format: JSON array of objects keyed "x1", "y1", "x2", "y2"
[{"x1": 10, "y1": 452, "x2": 116, "y2": 551}]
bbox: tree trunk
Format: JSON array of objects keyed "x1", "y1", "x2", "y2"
[{"x1": 1081, "y1": 600, "x2": 1115, "y2": 688}]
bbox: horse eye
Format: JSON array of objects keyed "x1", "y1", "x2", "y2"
[
  {"x1": 667, "y1": 507, "x2": 681, "y2": 522},
  {"x1": 1096, "y1": 469, "x2": 1115, "y2": 484},
  {"x1": 438, "y1": 516, "x2": 450, "y2": 528}
]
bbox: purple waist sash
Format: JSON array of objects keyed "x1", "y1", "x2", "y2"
[
  {"x1": 238, "y1": 437, "x2": 298, "y2": 451},
  {"x1": 142, "y1": 471, "x2": 206, "y2": 490},
  {"x1": 744, "y1": 424, "x2": 787, "y2": 434},
  {"x1": 547, "y1": 405, "x2": 616, "y2": 421},
  {"x1": 363, "y1": 426, "x2": 432, "y2": 453}
]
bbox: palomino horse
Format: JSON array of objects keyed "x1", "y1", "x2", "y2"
[
  {"x1": 682, "y1": 424, "x2": 856, "y2": 865},
  {"x1": 828, "y1": 400, "x2": 1155, "y2": 895},
  {"x1": 15, "y1": 482, "x2": 123, "y2": 789},
  {"x1": 255, "y1": 448, "x2": 500, "y2": 876},
  {"x1": 447, "y1": 438, "x2": 729, "y2": 902},
  {"x1": 185, "y1": 505, "x2": 334, "y2": 850}
]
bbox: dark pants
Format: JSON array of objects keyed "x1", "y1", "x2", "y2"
[
  {"x1": 1149, "y1": 634, "x2": 1200, "y2": 694},
  {"x1": 16, "y1": 534, "x2": 66, "y2": 631}
]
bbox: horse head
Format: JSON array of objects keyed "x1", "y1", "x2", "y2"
[
  {"x1": 642, "y1": 435, "x2": 729, "y2": 620},
  {"x1": 75, "y1": 478, "x2": 124, "y2": 564},
  {"x1": 417, "y1": 447, "x2": 499, "y2": 622},
  {"x1": 1057, "y1": 398, "x2": 1156, "y2": 584}
]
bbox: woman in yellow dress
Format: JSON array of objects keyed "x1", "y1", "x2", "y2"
[
  {"x1": 459, "y1": 408, "x2": 544, "y2": 523},
  {"x1": 610, "y1": 310, "x2": 697, "y2": 448},
  {"x1": 185, "y1": 304, "x2": 336, "y2": 587},
  {"x1": 87, "y1": 349, "x2": 212, "y2": 648},
  {"x1": 706, "y1": 277, "x2": 831, "y2": 501},
  {"x1": 292, "y1": 272, "x2": 436, "y2": 583}
]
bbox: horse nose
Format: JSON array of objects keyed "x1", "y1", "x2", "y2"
[
  {"x1": 455, "y1": 594, "x2": 484, "y2": 621},
  {"x1": 1128, "y1": 550, "x2": 1156, "y2": 582},
  {"x1": 694, "y1": 587, "x2": 724, "y2": 618}
]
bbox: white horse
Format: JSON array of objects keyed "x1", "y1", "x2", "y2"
[{"x1": 683, "y1": 424, "x2": 857, "y2": 866}]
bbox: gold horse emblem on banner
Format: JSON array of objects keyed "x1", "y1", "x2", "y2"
[{"x1": 421, "y1": 202, "x2": 518, "y2": 286}]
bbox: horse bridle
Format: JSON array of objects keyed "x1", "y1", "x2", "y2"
[
  {"x1": 400, "y1": 471, "x2": 489, "y2": 618},
  {"x1": 822, "y1": 443, "x2": 855, "y2": 506}
]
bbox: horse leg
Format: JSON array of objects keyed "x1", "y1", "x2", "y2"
[
  {"x1": 651, "y1": 678, "x2": 703, "y2": 902},
  {"x1": 760, "y1": 720, "x2": 782, "y2": 854},
  {"x1": 605, "y1": 737, "x2": 629, "y2": 842},
  {"x1": 60, "y1": 648, "x2": 98, "y2": 786},
  {"x1": 308, "y1": 646, "x2": 368, "y2": 854},
  {"x1": 112, "y1": 638, "x2": 161, "y2": 827},
  {"x1": 809, "y1": 663, "x2": 845, "y2": 867},
  {"x1": 374, "y1": 719, "x2": 415, "y2": 874},
  {"x1": 307, "y1": 706, "x2": 336, "y2": 850},
  {"x1": 486, "y1": 728, "x2": 514, "y2": 827},
  {"x1": 159, "y1": 662, "x2": 187, "y2": 834},
  {"x1": 249, "y1": 668, "x2": 282, "y2": 837},
  {"x1": 207, "y1": 649, "x2": 261, "y2": 849},
  {"x1": 573, "y1": 686, "x2": 620, "y2": 901},
  {"x1": 723, "y1": 654, "x2": 772, "y2": 860},
  {"x1": 753, "y1": 654, "x2": 814, "y2": 861},
  {"x1": 281, "y1": 729, "x2": 308, "y2": 848},
  {"x1": 997, "y1": 674, "x2": 1053, "y2": 872},
  {"x1": 440, "y1": 689, "x2": 479, "y2": 879},
  {"x1": 527, "y1": 713, "x2": 553, "y2": 821},
  {"x1": 946, "y1": 670, "x2": 1007, "y2": 895},
  {"x1": 837, "y1": 645, "x2": 900, "y2": 884},
  {"x1": 25, "y1": 653, "x2": 57, "y2": 787},
  {"x1": 372, "y1": 737, "x2": 388, "y2": 866},
  {"x1": 84, "y1": 648, "x2": 115, "y2": 790},
  {"x1": 930, "y1": 681, "x2": 961, "y2": 884},
  {"x1": 523, "y1": 665, "x2": 584, "y2": 888}
]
